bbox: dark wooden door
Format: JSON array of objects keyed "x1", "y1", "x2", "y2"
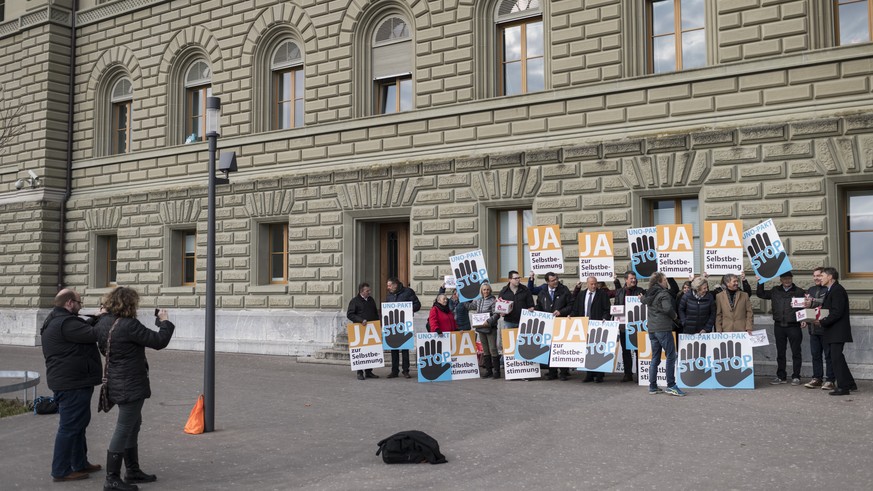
[{"x1": 379, "y1": 222, "x2": 409, "y2": 302}]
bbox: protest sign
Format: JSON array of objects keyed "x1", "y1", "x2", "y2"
[
  {"x1": 470, "y1": 313, "x2": 491, "y2": 328},
  {"x1": 501, "y1": 328, "x2": 541, "y2": 380},
  {"x1": 449, "y1": 331, "x2": 480, "y2": 380},
  {"x1": 416, "y1": 332, "x2": 453, "y2": 383},
  {"x1": 347, "y1": 321, "x2": 385, "y2": 371},
  {"x1": 444, "y1": 275, "x2": 457, "y2": 289},
  {"x1": 527, "y1": 225, "x2": 564, "y2": 274},
  {"x1": 613, "y1": 343, "x2": 634, "y2": 374},
  {"x1": 450, "y1": 249, "x2": 490, "y2": 302},
  {"x1": 549, "y1": 317, "x2": 588, "y2": 368},
  {"x1": 747, "y1": 329, "x2": 769, "y2": 348},
  {"x1": 515, "y1": 309, "x2": 555, "y2": 364},
  {"x1": 743, "y1": 219, "x2": 792, "y2": 282},
  {"x1": 703, "y1": 220, "x2": 744, "y2": 275},
  {"x1": 624, "y1": 296, "x2": 647, "y2": 351},
  {"x1": 637, "y1": 331, "x2": 675, "y2": 387},
  {"x1": 627, "y1": 227, "x2": 658, "y2": 278},
  {"x1": 381, "y1": 302, "x2": 414, "y2": 350},
  {"x1": 677, "y1": 332, "x2": 754, "y2": 389},
  {"x1": 657, "y1": 224, "x2": 694, "y2": 278},
  {"x1": 578, "y1": 231, "x2": 614, "y2": 281},
  {"x1": 577, "y1": 320, "x2": 619, "y2": 373}
]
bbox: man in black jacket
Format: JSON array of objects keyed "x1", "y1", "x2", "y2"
[
  {"x1": 802, "y1": 267, "x2": 834, "y2": 389},
  {"x1": 816, "y1": 267, "x2": 857, "y2": 396},
  {"x1": 347, "y1": 282, "x2": 380, "y2": 380},
  {"x1": 41, "y1": 289, "x2": 103, "y2": 482},
  {"x1": 572, "y1": 276, "x2": 612, "y2": 383},
  {"x1": 385, "y1": 277, "x2": 421, "y2": 379},
  {"x1": 499, "y1": 270, "x2": 535, "y2": 328},
  {"x1": 535, "y1": 272, "x2": 572, "y2": 380},
  {"x1": 756, "y1": 271, "x2": 805, "y2": 385},
  {"x1": 613, "y1": 272, "x2": 645, "y2": 382}
]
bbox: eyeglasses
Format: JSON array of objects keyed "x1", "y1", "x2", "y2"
[
  {"x1": 73, "y1": 300, "x2": 83, "y2": 305},
  {"x1": 509, "y1": 276, "x2": 521, "y2": 280}
]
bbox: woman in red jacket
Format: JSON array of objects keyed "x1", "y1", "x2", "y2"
[{"x1": 428, "y1": 294, "x2": 458, "y2": 335}]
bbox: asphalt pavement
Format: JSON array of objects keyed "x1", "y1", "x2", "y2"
[{"x1": 1, "y1": 344, "x2": 871, "y2": 490}]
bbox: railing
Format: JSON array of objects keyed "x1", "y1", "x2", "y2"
[{"x1": 0, "y1": 371, "x2": 41, "y2": 405}]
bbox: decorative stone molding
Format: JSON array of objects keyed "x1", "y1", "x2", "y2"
[
  {"x1": 158, "y1": 199, "x2": 201, "y2": 225},
  {"x1": 77, "y1": 0, "x2": 166, "y2": 26},
  {"x1": 0, "y1": 5, "x2": 71, "y2": 39},
  {"x1": 471, "y1": 167, "x2": 542, "y2": 200},
  {"x1": 243, "y1": 190, "x2": 294, "y2": 218},
  {"x1": 84, "y1": 207, "x2": 122, "y2": 231},
  {"x1": 335, "y1": 177, "x2": 429, "y2": 210}
]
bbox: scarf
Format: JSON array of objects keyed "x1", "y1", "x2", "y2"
[{"x1": 434, "y1": 301, "x2": 451, "y2": 314}]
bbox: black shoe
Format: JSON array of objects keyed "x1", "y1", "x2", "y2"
[
  {"x1": 123, "y1": 446, "x2": 157, "y2": 484},
  {"x1": 104, "y1": 451, "x2": 138, "y2": 491},
  {"x1": 829, "y1": 389, "x2": 851, "y2": 396},
  {"x1": 595, "y1": 377, "x2": 604, "y2": 384},
  {"x1": 582, "y1": 377, "x2": 595, "y2": 383},
  {"x1": 386, "y1": 372, "x2": 399, "y2": 379},
  {"x1": 364, "y1": 371, "x2": 379, "y2": 379},
  {"x1": 357, "y1": 372, "x2": 365, "y2": 380},
  {"x1": 621, "y1": 373, "x2": 634, "y2": 383},
  {"x1": 544, "y1": 373, "x2": 557, "y2": 380},
  {"x1": 848, "y1": 385, "x2": 859, "y2": 391},
  {"x1": 559, "y1": 374, "x2": 569, "y2": 381},
  {"x1": 402, "y1": 372, "x2": 411, "y2": 379},
  {"x1": 480, "y1": 369, "x2": 493, "y2": 378}
]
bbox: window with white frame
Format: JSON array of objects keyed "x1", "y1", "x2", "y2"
[
  {"x1": 372, "y1": 15, "x2": 413, "y2": 114},
  {"x1": 271, "y1": 40, "x2": 304, "y2": 129},
  {"x1": 184, "y1": 59, "x2": 212, "y2": 143}
]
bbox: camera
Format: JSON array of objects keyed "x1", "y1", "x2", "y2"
[{"x1": 154, "y1": 308, "x2": 160, "y2": 317}]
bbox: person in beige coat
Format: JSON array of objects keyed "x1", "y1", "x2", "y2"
[{"x1": 715, "y1": 273, "x2": 754, "y2": 334}]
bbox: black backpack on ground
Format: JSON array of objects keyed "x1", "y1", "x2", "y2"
[
  {"x1": 32, "y1": 396, "x2": 58, "y2": 415},
  {"x1": 376, "y1": 430, "x2": 447, "y2": 464}
]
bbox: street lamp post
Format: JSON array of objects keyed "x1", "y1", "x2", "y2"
[{"x1": 204, "y1": 96, "x2": 221, "y2": 433}]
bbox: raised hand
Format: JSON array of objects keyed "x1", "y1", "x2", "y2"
[
  {"x1": 383, "y1": 308, "x2": 412, "y2": 349},
  {"x1": 455, "y1": 259, "x2": 484, "y2": 300},
  {"x1": 679, "y1": 341, "x2": 711, "y2": 387},
  {"x1": 747, "y1": 232, "x2": 787, "y2": 279},
  {"x1": 713, "y1": 341, "x2": 753, "y2": 388},
  {"x1": 418, "y1": 339, "x2": 451, "y2": 381},
  {"x1": 625, "y1": 304, "x2": 647, "y2": 350},
  {"x1": 517, "y1": 318, "x2": 550, "y2": 361},
  {"x1": 631, "y1": 235, "x2": 657, "y2": 277},
  {"x1": 584, "y1": 327, "x2": 614, "y2": 370}
]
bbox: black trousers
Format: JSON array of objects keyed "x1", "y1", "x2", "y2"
[
  {"x1": 390, "y1": 349, "x2": 410, "y2": 374},
  {"x1": 829, "y1": 342, "x2": 856, "y2": 390},
  {"x1": 774, "y1": 324, "x2": 803, "y2": 379},
  {"x1": 619, "y1": 329, "x2": 633, "y2": 376}
]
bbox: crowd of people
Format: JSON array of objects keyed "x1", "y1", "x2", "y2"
[{"x1": 347, "y1": 267, "x2": 857, "y2": 397}]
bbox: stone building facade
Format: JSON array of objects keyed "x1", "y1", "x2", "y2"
[{"x1": 1, "y1": 0, "x2": 872, "y2": 376}]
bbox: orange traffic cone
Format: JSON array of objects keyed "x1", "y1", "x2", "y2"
[{"x1": 183, "y1": 394, "x2": 205, "y2": 435}]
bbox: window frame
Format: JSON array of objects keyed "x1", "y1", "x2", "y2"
[
  {"x1": 647, "y1": 196, "x2": 701, "y2": 271},
  {"x1": 495, "y1": 209, "x2": 533, "y2": 283},
  {"x1": 841, "y1": 186, "x2": 873, "y2": 278},
  {"x1": 110, "y1": 99, "x2": 131, "y2": 155},
  {"x1": 182, "y1": 230, "x2": 197, "y2": 286},
  {"x1": 270, "y1": 39, "x2": 304, "y2": 130},
  {"x1": 646, "y1": 0, "x2": 707, "y2": 74},
  {"x1": 375, "y1": 75, "x2": 413, "y2": 114},
  {"x1": 268, "y1": 222, "x2": 289, "y2": 284},
  {"x1": 834, "y1": 0, "x2": 873, "y2": 46},
  {"x1": 497, "y1": 16, "x2": 545, "y2": 96},
  {"x1": 183, "y1": 60, "x2": 212, "y2": 143}
]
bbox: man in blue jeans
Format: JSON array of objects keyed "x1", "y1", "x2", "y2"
[
  {"x1": 803, "y1": 267, "x2": 835, "y2": 390},
  {"x1": 641, "y1": 272, "x2": 685, "y2": 396},
  {"x1": 41, "y1": 289, "x2": 103, "y2": 482}
]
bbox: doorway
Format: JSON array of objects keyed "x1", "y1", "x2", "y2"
[{"x1": 378, "y1": 222, "x2": 409, "y2": 302}]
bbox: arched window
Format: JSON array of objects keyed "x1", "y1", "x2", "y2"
[
  {"x1": 184, "y1": 59, "x2": 212, "y2": 143},
  {"x1": 496, "y1": 0, "x2": 543, "y2": 96},
  {"x1": 271, "y1": 40, "x2": 304, "y2": 129},
  {"x1": 372, "y1": 15, "x2": 413, "y2": 114},
  {"x1": 109, "y1": 77, "x2": 132, "y2": 154}
]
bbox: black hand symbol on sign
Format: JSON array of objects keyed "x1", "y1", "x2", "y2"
[
  {"x1": 747, "y1": 232, "x2": 786, "y2": 279},
  {"x1": 679, "y1": 341, "x2": 712, "y2": 387},
  {"x1": 625, "y1": 305, "x2": 647, "y2": 349},
  {"x1": 418, "y1": 339, "x2": 451, "y2": 381},
  {"x1": 631, "y1": 235, "x2": 657, "y2": 277},
  {"x1": 455, "y1": 259, "x2": 484, "y2": 300},
  {"x1": 584, "y1": 327, "x2": 614, "y2": 370},
  {"x1": 383, "y1": 308, "x2": 412, "y2": 349},
  {"x1": 712, "y1": 341, "x2": 753, "y2": 388},
  {"x1": 517, "y1": 318, "x2": 550, "y2": 361}
]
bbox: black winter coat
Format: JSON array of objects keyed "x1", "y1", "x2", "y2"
[
  {"x1": 386, "y1": 284, "x2": 422, "y2": 313},
  {"x1": 756, "y1": 282, "x2": 805, "y2": 327},
  {"x1": 819, "y1": 282, "x2": 853, "y2": 344},
  {"x1": 535, "y1": 283, "x2": 572, "y2": 316},
  {"x1": 40, "y1": 307, "x2": 102, "y2": 391},
  {"x1": 96, "y1": 315, "x2": 175, "y2": 404},
  {"x1": 498, "y1": 283, "x2": 535, "y2": 324},
  {"x1": 347, "y1": 295, "x2": 379, "y2": 323},
  {"x1": 678, "y1": 291, "x2": 716, "y2": 333}
]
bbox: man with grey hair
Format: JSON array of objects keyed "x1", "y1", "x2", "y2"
[
  {"x1": 815, "y1": 267, "x2": 857, "y2": 396},
  {"x1": 756, "y1": 271, "x2": 805, "y2": 386}
]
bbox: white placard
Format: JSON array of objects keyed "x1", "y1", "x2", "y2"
[
  {"x1": 450, "y1": 249, "x2": 490, "y2": 302},
  {"x1": 703, "y1": 220, "x2": 744, "y2": 275},
  {"x1": 577, "y1": 231, "x2": 614, "y2": 281},
  {"x1": 527, "y1": 225, "x2": 564, "y2": 274}
]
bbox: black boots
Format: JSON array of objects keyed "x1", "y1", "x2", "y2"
[
  {"x1": 480, "y1": 355, "x2": 493, "y2": 378},
  {"x1": 104, "y1": 451, "x2": 138, "y2": 491},
  {"x1": 124, "y1": 447, "x2": 157, "y2": 484},
  {"x1": 491, "y1": 356, "x2": 501, "y2": 379}
]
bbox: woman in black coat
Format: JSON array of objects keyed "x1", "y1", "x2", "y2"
[
  {"x1": 678, "y1": 277, "x2": 716, "y2": 334},
  {"x1": 96, "y1": 287, "x2": 174, "y2": 490}
]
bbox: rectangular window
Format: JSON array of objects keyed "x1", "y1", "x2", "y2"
[
  {"x1": 273, "y1": 67, "x2": 304, "y2": 129},
  {"x1": 0, "y1": 1, "x2": 5, "y2": 23},
  {"x1": 99, "y1": 234, "x2": 118, "y2": 287},
  {"x1": 835, "y1": 0, "x2": 873, "y2": 45},
  {"x1": 111, "y1": 100, "x2": 131, "y2": 154},
  {"x1": 376, "y1": 76, "x2": 413, "y2": 114},
  {"x1": 186, "y1": 85, "x2": 212, "y2": 142},
  {"x1": 182, "y1": 231, "x2": 196, "y2": 285},
  {"x1": 648, "y1": 0, "x2": 706, "y2": 74},
  {"x1": 844, "y1": 188, "x2": 873, "y2": 276},
  {"x1": 649, "y1": 197, "x2": 700, "y2": 270},
  {"x1": 499, "y1": 18, "x2": 544, "y2": 96},
  {"x1": 269, "y1": 223, "x2": 288, "y2": 284},
  {"x1": 497, "y1": 209, "x2": 533, "y2": 282}
]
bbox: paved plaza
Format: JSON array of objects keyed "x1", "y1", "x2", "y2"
[{"x1": 1, "y1": 345, "x2": 871, "y2": 490}]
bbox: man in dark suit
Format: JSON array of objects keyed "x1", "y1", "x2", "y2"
[
  {"x1": 573, "y1": 276, "x2": 612, "y2": 383},
  {"x1": 535, "y1": 272, "x2": 572, "y2": 380},
  {"x1": 346, "y1": 282, "x2": 380, "y2": 381},
  {"x1": 815, "y1": 267, "x2": 857, "y2": 396},
  {"x1": 613, "y1": 272, "x2": 645, "y2": 382}
]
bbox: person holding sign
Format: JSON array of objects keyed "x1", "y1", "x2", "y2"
[
  {"x1": 641, "y1": 272, "x2": 685, "y2": 397},
  {"x1": 756, "y1": 272, "x2": 805, "y2": 386},
  {"x1": 802, "y1": 267, "x2": 834, "y2": 390},
  {"x1": 815, "y1": 268, "x2": 857, "y2": 396},
  {"x1": 346, "y1": 282, "x2": 381, "y2": 381},
  {"x1": 613, "y1": 272, "x2": 645, "y2": 382},
  {"x1": 467, "y1": 283, "x2": 501, "y2": 378},
  {"x1": 715, "y1": 274, "x2": 753, "y2": 335},
  {"x1": 572, "y1": 276, "x2": 611, "y2": 383},
  {"x1": 385, "y1": 277, "x2": 421, "y2": 379},
  {"x1": 439, "y1": 285, "x2": 471, "y2": 331},
  {"x1": 428, "y1": 294, "x2": 458, "y2": 335},
  {"x1": 498, "y1": 271, "x2": 535, "y2": 329}
]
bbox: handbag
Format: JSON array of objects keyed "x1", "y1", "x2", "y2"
[{"x1": 98, "y1": 319, "x2": 120, "y2": 413}]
